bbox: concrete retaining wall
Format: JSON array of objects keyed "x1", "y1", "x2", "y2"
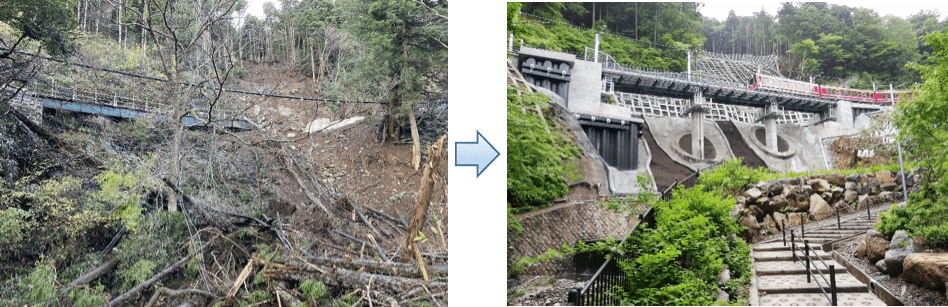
[{"x1": 731, "y1": 120, "x2": 828, "y2": 172}]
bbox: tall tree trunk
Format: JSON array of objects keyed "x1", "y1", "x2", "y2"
[{"x1": 310, "y1": 39, "x2": 317, "y2": 88}]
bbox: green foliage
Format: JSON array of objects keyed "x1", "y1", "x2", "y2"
[
  {"x1": 0, "y1": 0, "x2": 77, "y2": 57},
  {"x1": 877, "y1": 195, "x2": 948, "y2": 247},
  {"x1": 697, "y1": 158, "x2": 769, "y2": 197},
  {"x1": 19, "y1": 257, "x2": 58, "y2": 306},
  {"x1": 511, "y1": 12, "x2": 694, "y2": 71},
  {"x1": 507, "y1": 86, "x2": 581, "y2": 208},
  {"x1": 232, "y1": 66, "x2": 250, "y2": 79},
  {"x1": 300, "y1": 279, "x2": 328, "y2": 301},
  {"x1": 507, "y1": 202, "x2": 523, "y2": 278},
  {"x1": 618, "y1": 185, "x2": 750, "y2": 305},
  {"x1": 118, "y1": 259, "x2": 156, "y2": 292},
  {"x1": 0, "y1": 207, "x2": 33, "y2": 248},
  {"x1": 113, "y1": 210, "x2": 190, "y2": 294},
  {"x1": 66, "y1": 285, "x2": 107, "y2": 307},
  {"x1": 92, "y1": 161, "x2": 153, "y2": 232},
  {"x1": 563, "y1": 161, "x2": 583, "y2": 182}
]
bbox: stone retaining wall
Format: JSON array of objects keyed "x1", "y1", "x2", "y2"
[
  {"x1": 7, "y1": 90, "x2": 42, "y2": 125},
  {"x1": 510, "y1": 201, "x2": 634, "y2": 275}
]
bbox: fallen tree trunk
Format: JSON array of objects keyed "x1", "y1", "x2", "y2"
[
  {"x1": 298, "y1": 255, "x2": 447, "y2": 278},
  {"x1": 62, "y1": 258, "x2": 118, "y2": 295},
  {"x1": 143, "y1": 287, "x2": 216, "y2": 307},
  {"x1": 283, "y1": 154, "x2": 333, "y2": 217},
  {"x1": 257, "y1": 256, "x2": 446, "y2": 292},
  {"x1": 108, "y1": 243, "x2": 210, "y2": 306}
]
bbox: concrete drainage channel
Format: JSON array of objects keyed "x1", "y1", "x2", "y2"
[{"x1": 750, "y1": 210, "x2": 895, "y2": 305}]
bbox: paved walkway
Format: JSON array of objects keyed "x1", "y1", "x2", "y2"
[{"x1": 751, "y1": 216, "x2": 887, "y2": 306}]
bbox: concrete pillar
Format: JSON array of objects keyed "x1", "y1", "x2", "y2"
[
  {"x1": 765, "y1": 104, "x2": 777, "y2": 151},
  {"x1": 593, "y1": 33, "x2": 601, "y2": 63},
  {"x1": 691, "y1": 92, "x2": 705, "y2": 160}
]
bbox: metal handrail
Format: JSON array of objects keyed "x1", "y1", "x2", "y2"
[
  {"x1": 779, "y1": 190, "x2": 904, "y2": 243},
  {"x1": 790, "y1": 231, "x2": 838, "y2": 305},
  {"x1": 568, "y1": 207, "x2": 655, "y2": 306}
]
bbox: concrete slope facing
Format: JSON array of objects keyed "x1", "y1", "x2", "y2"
[
  {"x1": 716, "y1": 120, "x2": 767, "y2": 169},
  {"x1": 731, "y1": 120, "x2": 829, "y2": 173},
  {"x1": 643, "y1": 116, "x2": 734, "y2": 171},
  {"x1": 642, "y1": 120, "x2": 693, "y2": 192}
]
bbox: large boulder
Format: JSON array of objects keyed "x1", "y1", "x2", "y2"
[
  {"x1": 876, "y1": 259, "x2": 889, "y2": 274},
  {"x1": 825, "y1": 174, "x2": 846, "y2": 187},
  {"x1": 855, "y1": 240, "x2": 868, "y2": 257},
  {"x1": 864, "y1": 230, "x2": 891, "y2": 262},
  {"x1": 788, "y1": 192, "x2": 810, "y2": 212},
  {"x1": 760, "y1": 214, "x2": 777, "y2": 234},
  {"x1": 809, "y1": 194, "x2": 832, "y2": 216},
  {"x1": 745, "y1": 187, "x2": 763, "y2": 201},
  {"x1": 830, "y1": 186, "x2": 844, "y2": 201},
  {"x1": 739, "y1": 214, "x2": 761, "y2": 242},
  {"x1": 787, "y1": 213, "x2": 806, "y2": 228},
  {"x1": 845, "y1": 174, "x2": 860, "y2": 183},
  {"x1": 881, "y1": 182, "x2": 898, "y2": 192},
  {"x1": 844, "y1": 190, "x2": 859, "y2": 203},
  {"x1": 876, "y1": 171, "x2": 895, "y2": 184},
  {"x1": 811, "y1": 179, "x2": 831, "y2": 193},
  {"x1": 749, "y1": 205, "x2": 765, "y2": 222},
  {"x1": 884, "y1": 230, "x2": 917, "y2": 276},
  {"x1": 772, "y1": 212, "x2": 788, "y2": 231},
  {"x1": 903, "y1": 253, "x2": 948, "y2": 291},
  {"x1": 769, "y1": 195, "x2": 789, "y2": 213}
]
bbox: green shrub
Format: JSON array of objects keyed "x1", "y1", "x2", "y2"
[
  {"x1": 507, "y1": 85, "x2": 580, "y2": 208},
  {"x1": 618, "y1": 185, "x2": 750, "y2": 305},
  {"x1": 300, "y1": 279, "x2": 328, "y2": 301},
  {"x1": 0, "y1": 207, "x2": 33, "y2": 248},
  {"x1": 19, "y1": 257, "x2": 58, "y2": 306},
  {"x1": 877, "y1": 194, "x2": 948, "y2": 247},
  {"x1": 232, "y1": 66, "x2": 250, "y2": 79}
]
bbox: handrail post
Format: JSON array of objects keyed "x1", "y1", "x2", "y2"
[
  {"x1": 801, "y1": 214, "x2": 805, "y2": 239},
  {"x1": 782, "y1": 219, "x2": 787, "y2": 246},
  {"x1": 568, "y1": 287, "x2": 581, "y2": 306},
  {"x1": 790, "y1": 230, "x2": 796, "y2": 262},
  {"x1": 830, "y1": 264, "x2": 837, "y2": 306},
  {"x1": 836, "y1": 208, "x2": 841, "y2": 230},
  {"x1": 805, "y1": 239, "x2": 811, "y2": 283},
  {"x1": 867, "y1": 202, "x2": 871, "y2": 219}
]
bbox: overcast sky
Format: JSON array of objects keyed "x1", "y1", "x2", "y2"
[{"x1": 700, "y1": 1, "x2": 946, "y2": 21}]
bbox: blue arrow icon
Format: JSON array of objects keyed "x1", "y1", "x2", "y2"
[{"x1": 455, "y1": 130, "x2": 500, "y2": 177}]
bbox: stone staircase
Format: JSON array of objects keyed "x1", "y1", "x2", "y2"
[{"x1": 751, "y1": 216, "x2": 887, "y2": 305}]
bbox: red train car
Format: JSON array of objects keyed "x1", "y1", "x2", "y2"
[{"x1": 750, "y1": 74, "x2": 911, "y2": 104}]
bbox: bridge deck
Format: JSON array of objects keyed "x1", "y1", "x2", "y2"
[{"x1": 604, "y1": 63, "x2": 836, "y2": 114}]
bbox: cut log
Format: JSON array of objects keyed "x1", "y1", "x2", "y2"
[
  {"x1": 365, "y1": 206, "x2": 409, "y2": 228},
  {"x1": 403, "y1": 135, "x2": 446, "y2": 261}
]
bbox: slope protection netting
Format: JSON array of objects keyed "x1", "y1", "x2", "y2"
[{"x1": 694, "y1": 51, "x2": 782, "y2": 85}]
